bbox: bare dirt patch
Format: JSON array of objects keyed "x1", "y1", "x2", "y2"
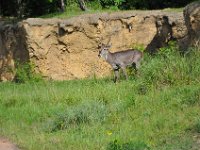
[{"x1": 0, "y1": 138, "x2": 19, "y2": 150}]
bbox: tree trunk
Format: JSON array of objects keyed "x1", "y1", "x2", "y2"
[
  {"x1": 78, "y1": 0, "x2": 88, "y2": 11},
  {"x1": 17, "y1": 0, "x2": 24, "y2": 18},
  {"x1": 60, "y1": 0, "x2": 65, "y2": 12},
  {"x1": 0, "y1": 1, "x2": 1, "y2": 16}
]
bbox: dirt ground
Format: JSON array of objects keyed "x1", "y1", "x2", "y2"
[{"x1": 0, "y1": 138, "x2": 19, "y2": 150}]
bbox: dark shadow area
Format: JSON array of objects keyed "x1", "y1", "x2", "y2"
[
  {"x1": 0, "y1": 19, "x2": 30, "y2": 82},
  {"x1": 145, "y1": 16, "x2": 172, "y2": 54}
]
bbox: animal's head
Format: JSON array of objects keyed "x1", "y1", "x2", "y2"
[{"x1": 98, "y1": 43, "x2": 111, "y2": 58}]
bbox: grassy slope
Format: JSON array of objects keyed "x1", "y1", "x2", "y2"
[{"x1": 0, "y1": 44, "x2": 200, "y2": 150}]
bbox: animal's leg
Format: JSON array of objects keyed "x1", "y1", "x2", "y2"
[
  {"x1": 113, "y1": 69, "x2": 119, "y2": 83},
  {"x1": 121, "y1": 67, "x2": 128, "y2": 80},
  {"x1": 133, "y1": 62, "x2": 141, "y2": 76},
  {"x1": 135, "y1": 62, "x2": 140, "y2": 70},
  {"x1": 132, "y1": 63, "x2": 137, "y2": 72}
]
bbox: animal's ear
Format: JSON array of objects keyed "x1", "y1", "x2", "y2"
[
  {"x1": 98, "y1": 44, "x2": 101, "y2": 49},
  {"x1": 98, "y1": 43, "x2": 104, "y2": 48}
]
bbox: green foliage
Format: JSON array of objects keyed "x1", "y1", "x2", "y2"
[
  {"x1": 158, "y1": 41, "x2": 178, "y2": 58},
  {"x1": 179, "y1": 88, "x2": 200, "y2": 105},
  {"x1": 2, "y1": 97, "x2": 17, "y2": 108},
  {"x1": 135, "y1": 81, "x2": 150, "y2": 95},
  {"x1": 15, "y1": 62, "x2": 43, "y2": 83},
  {"x1": 114, "y1": 0, "x2": 125, "y2": 7},
  {"x1": 187, "y1": 119, "x2": 200, "y2": 134},
  {"x1": 99, "y1": 0, "x2": 115, "y2": 8},
  {"x1": 138, "y1": 41, "x2": 200, "y2": 88},
  {"x1": 132, "y1": 43, "x2": 145, "y2": 52},
  {"x1": 47, "y1": 101, "x2": 108, "y2": 132},
  {"x1": 0, "y1": 0, "x2": 194, "y2": 17},
  {"x1": 107, "y1": 140, "x2": 150, "y2": 150},
  {"x1": 194, "y1": 120, "x2": 200, "y2": 133}
]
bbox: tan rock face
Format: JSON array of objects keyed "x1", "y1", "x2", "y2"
[
  {"x1": 0, "y1": 11, "x2": 185, "y2": 81},
  {"x1": 183, "y1": 1, "x2": 200, "y2": 47},
  {"x1": 185, "y1": 2, "x2": 200, "y2": 32}
]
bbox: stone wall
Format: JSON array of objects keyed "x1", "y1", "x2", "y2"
[{"x1": 179, "y1": 1, "x2": 200, "y2": 50}]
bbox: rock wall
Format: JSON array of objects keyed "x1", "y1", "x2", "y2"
[
  {"x1": 179, "y1": 1, "x2": 200, "y2": 50},
  {"x1": 0, "y1": 20, "x2": 28, "y2": 81},
  {"x1": 0, "y1": 10, "x2": 187, "y2": 81}
]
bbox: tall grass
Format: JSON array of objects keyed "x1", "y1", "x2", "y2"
[{"x1": 0, "y1": 43, "x2": 200, "y2": 150}]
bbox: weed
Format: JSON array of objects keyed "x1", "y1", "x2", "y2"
[
  {"x1": 132, "y1": 43, "x2": 145, "y2": 52},
  {"x1": 194, "y1": 120, "x2": 200, "y2": 133},
  {"x1": 135, "y1": 82, "x2": 150, "y2": 95},
  {"x1": 187, "y1": 119, "x2": 200, "y2": 134},
  {"x1": 14, "y1": 61, "x2": 43, "y2": 83},
  {"x1": 2, "y1": 97, "x2": 17, "y2": 108},
  {"x1": 47, "y1": 101, "x2": 108, "y2": 132},
  {"x1": 107, "y1": 139, "x2": 150, "y2": 150}
]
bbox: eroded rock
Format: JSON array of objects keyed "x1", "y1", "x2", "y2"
[{"x1": 179, "y1": 1, "x2": 200, "y2": 50}]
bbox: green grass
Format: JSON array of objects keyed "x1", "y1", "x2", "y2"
[
  {"x1": 162, "y1": 7, "x2": 184, "y2": 12},
  {"x1": 0, "y1": 44, "x2": 200, "y2": 150},
  {"x1": 40, "y1": 3, "x2": 119, "y2": 19},
  {"x1": 40, "y1": 3, "x2": 183, "y2": 19}
]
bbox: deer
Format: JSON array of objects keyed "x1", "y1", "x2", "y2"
[{"x1": 98, "y1": 43, "x2": 143, "y2": 83}]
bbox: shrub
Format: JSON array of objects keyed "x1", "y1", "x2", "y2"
[
  {"x1": 194, "y1": 120, "x2": 200, "y2": 133},
  {"x1": 47, "y1": 101, "x2": 108, "y2": 132},
  {"x1": 135, "y1": 82, "x2": 150, "y2": 95},
  {"x1": 138, "y1": 41, "x2": 200, "y2": 87},
  {"x1": 15, "y1": 62, "x2": 43, "y2": 83},
  {"x1": 180, "y1": 88, "x2": 200, "y2": 105},
  {"x1": 107, "y1": 139, "x2": 150, "y2": 150},
  {"x1": 187, "y1": 119, "x2": 200, "y2": 133}
]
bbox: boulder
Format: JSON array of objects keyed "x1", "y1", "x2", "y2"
[{"x1": 180, "y1": 1, "x2": 200, "y2": 50}]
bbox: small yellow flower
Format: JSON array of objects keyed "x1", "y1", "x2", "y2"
[{"x1": 106, "y1": 131, "x2": 112, "y2": 136}]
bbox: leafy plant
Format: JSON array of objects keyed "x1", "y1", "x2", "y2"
[
  {"x1": 107, "y1": 140, "x2": 150, "y2": 150},
  {"x1": 194, "y1": 120, "x2": 200, "y2": 133},
  {"x1": 132, "y1": 43, "x2": 145, "y2": 52},
  {"x1": 181, "y1": 88, "x2": 200, "y2": 105},
  {"x1": 15, "y1": 61, "x2": 43, "y2": 83},
  {"x1": 47, "y1": 101, "x2": 108, "y2": 132},
  {"x1": 158, "y1": 41, "x2": 179, "y2": 58},
  {"x1": 114, "y1": 0, "x2": 125, "y2": 7}
]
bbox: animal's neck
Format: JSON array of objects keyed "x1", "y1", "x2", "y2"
[{"x1": 104, "y1": 51, "x2": 113, "y2": 63}]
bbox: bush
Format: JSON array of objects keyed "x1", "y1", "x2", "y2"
[
  {"x1": 180, "y1": 88, "x2": 200, "y2": 105},
  {"x1": 194, "y1": 120, "x2": 200, "y2": 133},
  {"x1": 138, "y1": 41, "x2": 200, "y2": 88},
  {"x1": 46, "y1": 101, "x2": 108, "y2": 132},
  {"x1": 187, "y1": 119, "x2": 200, "y2": 133},
  {"x1": 15, "y1": 62, "x2": 43, "y2": 83},
  {"x1": 107, "y1": 140, "x2": 150, "y2": 150}
]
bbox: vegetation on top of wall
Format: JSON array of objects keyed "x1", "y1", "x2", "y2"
[{"x1": 0, "y1": 0, "x2": 197, "y2": 18}]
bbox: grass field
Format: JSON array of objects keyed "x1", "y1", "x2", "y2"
[{"x1": 0, "y1": 43, "x2": 200, "y2": 150}]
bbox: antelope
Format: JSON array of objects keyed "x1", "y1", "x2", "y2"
[{"x1": 98, "y1": 44, "x2": 143, "y2": 83}]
